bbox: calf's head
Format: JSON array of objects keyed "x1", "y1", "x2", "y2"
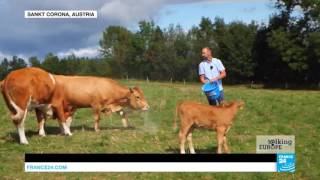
[
  {"x1": 128, "y1": 87, "x2": 150, "y2": 111},
  {"x1": 235, "y1": 101, "x2": 245, "y2": 110}
]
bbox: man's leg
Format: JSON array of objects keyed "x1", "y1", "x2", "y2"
[
  {"x1": 218, "y1": 91, "x2": 225, "y2": 105},
  {"x1": 207, "y1": 96, "x2": 218, "y2": 106}
]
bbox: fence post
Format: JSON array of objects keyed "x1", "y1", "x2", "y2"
[{"x1": 146, "y1": 76, "x2": 149, "y2": 83}]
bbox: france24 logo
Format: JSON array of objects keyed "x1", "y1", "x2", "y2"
[{"x1": 277, "y1": 154, "x2": 295, "y2": 172}]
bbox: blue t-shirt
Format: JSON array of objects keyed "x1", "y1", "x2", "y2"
[{"x1": 199, "y1": 58, "x2": 225, "y2": 91}]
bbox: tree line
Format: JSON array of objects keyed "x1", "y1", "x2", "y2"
[{"x1": 1, "y1": 0, "x2": 319, "y2": 88}]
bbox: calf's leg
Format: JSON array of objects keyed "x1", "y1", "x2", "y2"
[
  {"x1": 187, "y1": 132, "x2": 195, "y2": 154},
  {"x1": 223, "y1": 126, "x2": 231, "y2": 153},
  {"x1": 179, "y1": 121, "x2": 192, "y2": 154},
  {"x1": 216, "y1": 127, "x2": 226, "y2": 154},
  {"x1": 179, "y1": 131, "x2": 187, "y2": 154},
  {"x1": 223, "y1": 136, "x2": 231, "y2": 154}
]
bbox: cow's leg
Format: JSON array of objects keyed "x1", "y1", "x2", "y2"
[
  {"x1": 15, "y1": 109, "x2": 28, "y2": 144},
  {"x1": 93, "y1": 108, "x2": 101, "y2": 132},
  {"x1": 65, "y1": 107, "x2": 76, "y2": 131},
  {"x1": 66, "y1": 116, "x2": 73, "y2": 129},
  {"x1": 119, "y1": 110, "x2": 128, "y2": 128},
  {"x1": 223, "y1": 136, "x2": 230, "y2": 154},
  {"x1": 53, "y1": 111, "x2": 65, "y2": 135},
  {"x1": 58, "y1": 122, "x2": 64, "y2": 135},
  {"x1": 57, "y1": 118, "x2": 69, "y2": 135},
  {"x1": 216, "y1": 127, "x2": 226, "y2": 154},
  {"x1": 44, "y1": 104, "x2": 53, "y2": 118},
  {"x1": 187, "y1": 132, "x2": 195, "y2": 154},
  {"x1": 8, "y1": 94, "x2": 29, "y2": 144},
  {"x1": 53, "y1": 104, "x2": 72, "y2": 136},
  {"x1": 35, "y1": 109, "x2": 46, "y2": 137},
  {"x1": 61, "y1": 121, "x2": 72, "y2": 136}
]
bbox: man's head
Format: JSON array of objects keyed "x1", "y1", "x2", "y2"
[{"x1": 201, "y1": 47, "x2": 213, "y2": 60}]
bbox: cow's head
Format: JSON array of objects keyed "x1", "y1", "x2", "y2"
[{"x1": 128, "y1": 87, "x2": 150, "y2": 111}]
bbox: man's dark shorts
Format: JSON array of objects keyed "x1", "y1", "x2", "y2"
[{"x1": 207, "y1": 90, "x2": 224, "y2": 106}]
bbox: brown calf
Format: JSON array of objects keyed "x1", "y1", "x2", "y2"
[{"x1": 173, "y1": 100, "x2": 244, "y2": 154}]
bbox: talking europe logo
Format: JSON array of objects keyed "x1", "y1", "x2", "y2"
[{"x1": 256, "y1": 135, "x2": 295, "y2": 173}]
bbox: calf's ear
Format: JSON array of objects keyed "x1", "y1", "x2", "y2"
[
  {"x1": 239, "y1": 101, "x2": 245, "y2": 110},
  {"x1": 129, "y1": 87, "x2": 134, "y2": 93}
]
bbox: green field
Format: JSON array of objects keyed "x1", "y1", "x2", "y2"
[{"x1": 0, "y1": 80, "x2": 319, "y2": 179}]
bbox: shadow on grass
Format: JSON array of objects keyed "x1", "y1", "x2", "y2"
[
  {"x1": 165, "y1": 145, "x2": 218, "y2": 154},
  {"x1": 1, "y1": 125, "x2": 136, "y2": 143},
  {"x1": 244, "y1": 83, "x2": 320, "y2": 91},
  {"x1": 70, "y1": 124, "x2": 136, "y2": 131}
]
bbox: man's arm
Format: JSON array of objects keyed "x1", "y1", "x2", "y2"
[
  {"x1": 199, "y1": 75, "x2": 208, "y2": 84},
  {"x1": 199, "y1": 63, "x2": 208, "y2": 84},
  {"x1": 209, "y1": 70, "x2": 227, "y2": 82}
]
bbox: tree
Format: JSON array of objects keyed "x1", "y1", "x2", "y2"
[
  {"x1": 190, "y1": 17, "x2": 217, "y2": 55},
  {"x1": 9, "y1": 56, "x2": 27, "y2": 71},
  {"x1": 29, "y1": 56, "x2": 41, "y2": 67},
  {"x1": 100, "y1": 26, "x2": 135, "y2": 77},
  {"x1": 42, "y1": 53, "x2": 61, "y2": 74},
  {"x1": 214, "y1": 20, "x2": 258, "y2": 83},
  {"x1": 0, "y1": 58, "x2": 10, "y2": 79}
]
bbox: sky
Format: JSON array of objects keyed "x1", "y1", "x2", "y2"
[{"x1": 0, "y1": 0, "x2": 277, "y2": 60}]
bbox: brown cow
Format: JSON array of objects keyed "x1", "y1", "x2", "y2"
[
  {"x1": 1, "y1": 67, "x2": 56, "y2": 144},
  {"x1": 173, "y1": 100, "x2": 244, "y2": 154},
  {"x1": 48, "y1": 75, "x2": 150, "y2": 134}
]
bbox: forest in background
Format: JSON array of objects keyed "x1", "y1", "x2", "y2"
[{"x1": 1, "y1": 0, "x2": 319, "y2": 88}]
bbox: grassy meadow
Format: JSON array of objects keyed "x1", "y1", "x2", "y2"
[{"x1": 0, "y1": 80, "x2": 319, "y2": 179}]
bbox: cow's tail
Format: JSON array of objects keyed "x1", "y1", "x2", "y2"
[
  {"x1": 1, "y1": 80, "x2": 25, "y2": 122},
  {"x1": 173, "y1": 104, "x2": 179, "y2": 131}
]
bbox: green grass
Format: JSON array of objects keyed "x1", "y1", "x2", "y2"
[{"x1": 0, "y1": 80, "x2": 319, "y2": 179}]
